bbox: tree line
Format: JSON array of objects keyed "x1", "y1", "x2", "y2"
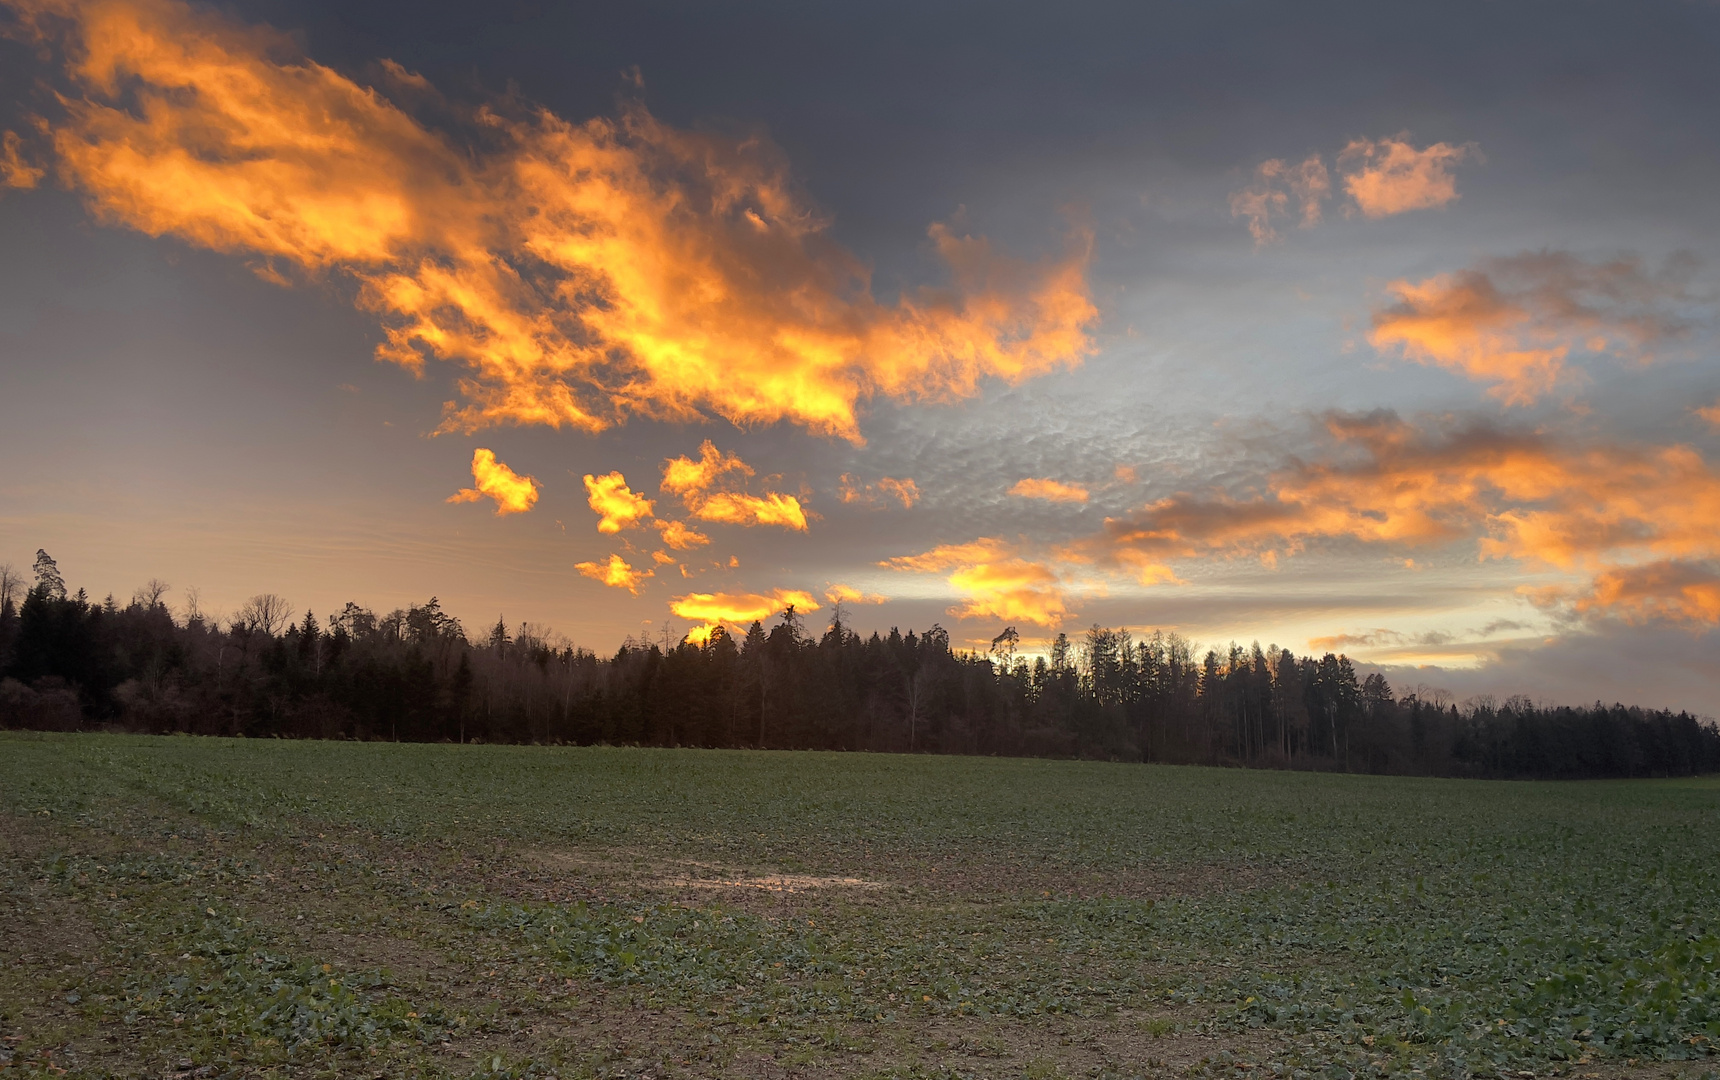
[{"x1": 2, "y1": 550, "x2": 1716, "y2": 780}]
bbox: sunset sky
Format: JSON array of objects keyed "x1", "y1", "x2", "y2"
[{"x1": 3, "y1": 0, "x2": 1719, "y2": 710}]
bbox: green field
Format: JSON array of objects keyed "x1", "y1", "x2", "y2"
[{"x1": 2, "y1": 733, "x2": 1718, "y2": 1079}]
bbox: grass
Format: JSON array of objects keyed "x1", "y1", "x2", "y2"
[{"x1": 1, "y1": 732, "x2": 1718, "y2": 1079}]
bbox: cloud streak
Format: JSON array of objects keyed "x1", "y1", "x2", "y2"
[
  {"x1": 825, "y1": 583, "x2": 887, "y2": 605},
  {"x1": 671, "y1": 588, "x2": 819, "y2": 640},
  {"x1": 838, "y1": 474, "x2": 919, "y2": 508},
  {"x1": 11, "y1": 0, "x2": 1096, "y2": 443},
  {"x1": 1070, "y1": 411, "x2": 1720, "y2": 626},
  {"x1": 1369, "y1": 251, "x2": 1696, "y2": 404},
  {"x1": 883, "y1": 538, "x2": 1072, "y2": 628},
  {"x1": 1008, "y1": 477, "x2": 1089, "y2": 502}
]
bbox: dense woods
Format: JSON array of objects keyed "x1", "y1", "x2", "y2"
[{"x1": 2, "y1": 551, "x2": 1715, "y2": 779}]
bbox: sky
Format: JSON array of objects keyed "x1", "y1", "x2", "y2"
[{"x1": 3, "y1": 0, "x2": 1720, "y2": 712}]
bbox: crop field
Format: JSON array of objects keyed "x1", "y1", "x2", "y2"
[{"x1": 2, "y1": 734, "x2": 1719, "y2": 1080}]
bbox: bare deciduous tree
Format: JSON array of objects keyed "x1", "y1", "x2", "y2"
[
  {"x1": 234, "y1": 593, "x2": 292, "y2": 637},
  {"x1": 0, "y1": 563, "x2": 20, "y2": 613},
  {"x1": 132, "y1": 579, "x2": 171, "y2": 611}
]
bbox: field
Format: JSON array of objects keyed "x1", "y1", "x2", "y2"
[{"x1": 2, "y1": 734, "x2": 1718, "y2": 1080}]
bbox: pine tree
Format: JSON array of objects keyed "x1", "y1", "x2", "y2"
[{"x1": 31, "y1": 550, "x2": 66, "y2": 601}]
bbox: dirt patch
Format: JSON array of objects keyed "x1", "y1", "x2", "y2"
[
  {"x1": 529, "y1": 847, "x2": 888, "y2": 896},
  {"x1": 664, "y1": 869, "x2": 884, "y2": 894}
]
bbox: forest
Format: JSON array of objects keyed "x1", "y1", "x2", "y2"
[{"x1": 2, "y1": 550, "x2": 1715, "y2": 779}]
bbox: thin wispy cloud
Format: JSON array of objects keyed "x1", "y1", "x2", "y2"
[
  {"x1": 838, "y1": 475, "x2": 920, "y2": 509},
  {"x1": 0, "y1": 130, "x2": 43, "y2": 190},
  {"x1": 1230, "y1": 154, "x2": 1329, "y2": 245}
]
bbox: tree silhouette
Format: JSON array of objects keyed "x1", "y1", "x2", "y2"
[{"x1": 0, "y1": 557, "x2": 1713, "y2": 780}]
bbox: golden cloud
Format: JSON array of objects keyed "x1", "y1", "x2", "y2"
[
  {"x1": 583, "y1": 472, "x2": 655, "y2": 533},
  {"x1": 661, "y1": 440, "x2": 753, "y2": 496},
  {"x1": 883, "y1": 537, "x2": 1013, "y2": 573},
  {"x1": 690, "y1": 491, "x2": 809, "y2": 530},
  {"x1": 14, "y1": 0, "x2": 1095, "y2": 443},
  {"x1": 1696, "y1": 400, "x2": 1720, "y2": 427},
  {"x1": 838, "y1": 474, "x2": 919, "y2": 508},
  {"x1": 575, "y1": 554, "x2": 651, "y2": 594},
  {"x1": 1369, "y1": 252, "x2": 1694, "y2": 405},
  {"x1": 1569, "y1": 561, "x2": 1720, "y2": 626},
  {"x1": 825, "y1": 583, "x2": 887, "y2": 605},
  {"x1": 670, "y1": 588, "x2": 820, "y2": 636},
  {"x1": 654, "y1": 519, "x2": 710, "y2": 550},
  {"x1": 1337, "y1": 135, "x2": 1473, "y2": 218},
  {"x1": 1073, "y1": 412, "x2": 1720, "y2": 625},
  {"x1": 446, "y1": 448, "x2": 538, "y2": 515},
  {"x1": 1008, "y1": 477, "x2": 1089, "y2": 502},
  {"x1": 883, "y1": 538, "x2": 1071, "y2": 628},
  {"x1": 661, "y1": 440, "x2": 809, "y2": 530}
]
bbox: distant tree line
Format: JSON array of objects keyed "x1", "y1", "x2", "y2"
[{"x1": 2, "y1": 551, "x2": 1716, "y2": 780}]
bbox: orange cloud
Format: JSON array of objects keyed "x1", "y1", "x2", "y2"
[
  {"x1": 575, "y1": 554, "x2": 651, "y2": 594},
  {"x1": 661, "y1": 441, "x2": 808, "y2": 530},
  {"x1": 838, "y1": 474, "x2": 919, "y2": 508},
  {"x1": 884, "y1": 537, "x2": 1014, "y2": 573},
  {"x1": 825, "y1": 583, "x2": 886, "y2": 605},
  {"x1": 1229, "y1": 154, "x2": 1329, "y2": 245},
  {"x1": 1369, "y1": 252, "x2": 1693, "y2": 405},
  {"x1": 1306, "y1": 628, "x2": 1457, "y2": 654},
  {"x1": 1569, "y1": 561, "x2": 1720, "y2": 626},
  {"x1": 1697, "y1": 400, "x2": 1720, "y2": 427},
  {"x1": 662, "y1": 440, "x2": 753, "y2": 496},
  {"x1": 671, "y1": 588, "x2": 820, "y2": 638},
  {"x1": 883, "y1": 538, "x2": 1071, "y2": 628},
  {"x1": 650, "y1": 550, "x2": 677, "y2": 565},
  {"x1": 1074, "y1": 412, "x2": 1720, "y2": 625},
  {"x1": 655, "y1": 519, "x2": 710, "y2": 550},
  {"x1": 689, "y1": 491, "x2": 809, "y2": 530},
  {"x1": 446, "y1": 448, "x2": 538, "y2": 514},
  {"x1": 1, "y1": 130, "x2": 43, "y2": 190},
  {"x1": 1008, "y1": 477, "x2": 1089, "y2": 502},
  {"x1": 1337, "y1": 135, "x2": 1473, "y2": 218},
  {"x1": 15, "y1": 0, "x2": 1095, "y2": 443},
  {"x1": 583, "y1": 472, "x2": 654, "y2": 533}
]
